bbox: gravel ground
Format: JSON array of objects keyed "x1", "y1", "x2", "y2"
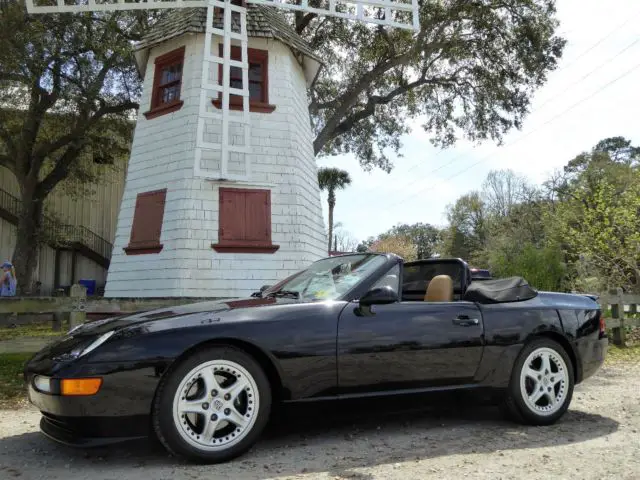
[{"x1": 1, "y1": 362, "x2": 639, "y2": 480}]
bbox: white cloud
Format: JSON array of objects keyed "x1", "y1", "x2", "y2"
[{"x1": 317, "y1": 0, "x2": 640, "y2": 242}]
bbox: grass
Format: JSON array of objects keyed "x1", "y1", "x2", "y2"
[
  {"x1": 605, "y1": 343, "x2": 640, "y2": 364},
  {"x1": 0, "y1": 352, "x2": 32, "y2": 409},
  {"x1": 0, "y1": 322, "x2": 64, "y2": 342}
]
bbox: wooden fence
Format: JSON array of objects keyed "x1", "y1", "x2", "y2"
[
  {"x1": 0, "y1": 285, "x2": 219, "y2": 329},
  {"x1": 1, "y1": 285, "x2": 639, "y2": 346},
  {"x1": 599, "y1": 288, "x2": 640, "y2": 346}
]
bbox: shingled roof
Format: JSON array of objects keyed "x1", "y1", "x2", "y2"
[{"x1": 134, "y1": 5, "x2": 323, "y2": 86}]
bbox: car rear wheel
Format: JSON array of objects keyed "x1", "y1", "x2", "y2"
[
  {"x1": 503, "y1": 338, "x2": 574, "y2": 425},
  {"x1": 152, "y1": 346, "x2": 272, "y2": 463}
]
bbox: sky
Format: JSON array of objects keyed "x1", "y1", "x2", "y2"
[{"x1": 316, "y1": 0, "x2": 640, "y2": 244}]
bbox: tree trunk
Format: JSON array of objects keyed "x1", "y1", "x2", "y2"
[
  {"x1": 12, "y1": 189, "x2": 44, "y2": 296},
  {"x1": 327, "y1": 191, "x2": 335, "y2": 254}
]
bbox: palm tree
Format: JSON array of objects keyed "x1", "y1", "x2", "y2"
[{"x1": 317, "y1": 167, "x2": 352, "y2": 253}]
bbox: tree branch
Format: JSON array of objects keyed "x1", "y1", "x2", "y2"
[
  {"x1": 34, "y1": 99, "x2": 138, "y2": 197},
  {"x1": 34, "y1": 99, "x2": 138, "y2": 159},
  {"x1": 0, "y1": 154, "x2": 15, "y2": 172},
  {"x1": 0, "y1": 121, "x2": 16, "y2": 159},
  {"x1": 35, "y1": 141, "x2": 85, "y2": 199},
  {"x1": 296, "y1": 12, "x2": 317, "y2": 35},
  {"x1": 327, "y1": 77, "x2": 432, "y2": 141}
]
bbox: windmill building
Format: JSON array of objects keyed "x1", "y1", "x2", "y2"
[{"x1": 104, "y1": 6, "x2": 328, "y2": 298}]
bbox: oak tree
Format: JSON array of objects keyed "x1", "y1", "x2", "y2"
[
  {"x1": 0, "y1": 4, "x2": 144, "y2": 293},
  {"x1": 297, "y1": 0, "x2": 565, "y2": 171}
]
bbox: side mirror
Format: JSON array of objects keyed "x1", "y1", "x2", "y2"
[
  {"x1": 359, "y1": 286, "x2": 398, "y2": 307},
  {"x1": 251, "y1": 285, "x2": 272, "y2": 297}
]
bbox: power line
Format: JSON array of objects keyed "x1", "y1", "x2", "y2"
[
  {"x1": 349, "y1": 9, "x2": 640, "y2": 204},
  {"x1": 553, "y1": 7, "x2": 640, "y2": 74},
  {"x1": 357, "y1": 32, "x2": 640, "y2": 210},
  {"x1": 534, "y1": 36, "x2": 640, "y2": 111},
  {"x1": 382, "y1": 58, "x2": 640, "y2": 211}
]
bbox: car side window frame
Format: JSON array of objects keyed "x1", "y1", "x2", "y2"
[{"x1": 371, "y1": 264, "x2": 401, "y2": 295}]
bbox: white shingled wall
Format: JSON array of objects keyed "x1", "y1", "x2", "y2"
[{"x1": 104, "y1": 34, "x2": 327, "y2": 298}]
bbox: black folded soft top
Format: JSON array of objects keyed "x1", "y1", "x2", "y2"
[{"x1": 463, "y1": 276, "x2": 538, "y2": 304}]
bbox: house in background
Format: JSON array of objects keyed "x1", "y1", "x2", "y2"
[{"x1": 0, "y1": 162, "x2": 126, "y2": 295}]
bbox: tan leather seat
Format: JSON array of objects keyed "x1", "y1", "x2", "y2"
[{"x1": 424, "y1": 275, "x2": 453, "y2": 302}]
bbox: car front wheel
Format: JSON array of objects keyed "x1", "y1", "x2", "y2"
[
  {"x1": 503, "y1": 338, "x2": 574, "y2": 425},
  {"x1": 153, "y1": 346, "x2": 272, "y2": 463}
]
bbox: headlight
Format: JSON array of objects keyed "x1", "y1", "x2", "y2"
[{"x1": 68, "y1": 331, "x2": 115, "y2": 360}]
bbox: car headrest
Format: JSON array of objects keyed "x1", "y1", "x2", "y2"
[{"x1": 424, "y1": 274, "x2": 453, "y2": 302}]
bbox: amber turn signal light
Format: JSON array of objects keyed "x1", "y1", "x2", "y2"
[{"x1": 60, "y1": 378, "x2": 103, "y2": 396}]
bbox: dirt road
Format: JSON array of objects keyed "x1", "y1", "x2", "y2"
[{"x1": 1, "y1": 361, "x2": 639, "y2": 480}]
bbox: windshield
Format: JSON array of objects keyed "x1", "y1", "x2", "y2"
[{"x1": 266, "y1": 254, "x2": 388, "y2": 301}]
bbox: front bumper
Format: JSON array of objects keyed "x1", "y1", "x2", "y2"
[
  {"x1": 24, "y1": 357, "x2": 163, "y2": 446},
  {"x1": 27, "y1": 382, "x2": 151, "y2": 446},
  {"x1": 39, "y1": 413, "x2": 147, "y2": 447}
]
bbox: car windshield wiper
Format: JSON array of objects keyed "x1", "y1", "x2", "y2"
[{"x1": 266, "y1": 290, "x2": 300, "y2": 299}]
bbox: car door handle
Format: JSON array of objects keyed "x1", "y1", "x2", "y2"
[{"x1": 452, "y1": 315, "x2": 479, "y2": 326}]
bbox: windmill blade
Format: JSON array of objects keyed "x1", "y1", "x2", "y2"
[
  {"x1": 249, "y1": 0, "x2": 419, "y2": 31},
  {"x1": 25, "y1": 0, "x2": 420, "y2": 32},
  {"x1": 25, "y1": 0, "x2": 208, "y2": 14}
]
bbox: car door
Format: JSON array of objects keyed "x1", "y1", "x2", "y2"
[{"x1": 337, "y1": 282, "x2": 484, "y2": 395}]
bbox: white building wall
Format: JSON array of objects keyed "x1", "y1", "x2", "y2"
[{"x1": 104, "y1": 35, "x2": 327, "y2": 298}]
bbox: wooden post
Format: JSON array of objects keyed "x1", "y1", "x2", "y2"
[
  {"x1": 52, "y1": 312, "x2": 63, "y2": 331},
  {"x1": 69, "y1": 283, "x2": 87, "y2": 329},
  {"x1": 611, "y1": 287, "x2": 626, "y2": 347}
]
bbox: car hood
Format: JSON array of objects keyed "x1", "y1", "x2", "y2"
[
  {"x1": 27, "y1": 296, "x2": 300, "y2": 366},
  {"x1": 74, "y1": 296, "x2": 299, "y2": 336}
]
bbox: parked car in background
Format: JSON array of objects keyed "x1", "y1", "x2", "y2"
[{"x1": 470, "y1": 267, "x2": 493, "y2": 281}]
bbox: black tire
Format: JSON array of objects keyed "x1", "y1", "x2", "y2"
[
  {"x1": 152, "y1": 345, "x2": 272, "y2": 463},
  {"x1": 502, "y1": 338, "x2": 574, "y2": 426}
]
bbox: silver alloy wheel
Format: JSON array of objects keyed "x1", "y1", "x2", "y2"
[
  {"x1": 519, "y1": 346, "x2": 569, "y2": 416},
  {"x1": 172, "y1": 359, "x2": 259, "y2": 451}
]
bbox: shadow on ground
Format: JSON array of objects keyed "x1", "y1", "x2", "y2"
[{"x1": 0, "y1": 395, "x2": 620, "y2": 479}]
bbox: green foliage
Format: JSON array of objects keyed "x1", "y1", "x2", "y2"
[
  {"x1": 368, "y1": 234, "x2": 418, "y2": 261},
  {"x1": 488, "y1": 242, "x2": 566, "y2": 291},
  {"x1": 302, "y1": 0, "x2": 565, "y2": 171},
  {"x1": 0, "y1": 3, "x2": 146, "y2": 291},
  {"x1": 0, "y1": 322, "x2": 63, "y2": 342},
  {"x1": 317, "y1": 167, "x2": 352, "y2": 201},
  {"x1": 440, "y1": 192, "x2": 487, "y2": 265},
  {"x1": 429, "y1": 137, "x2": 639, "y2": 294},
  {"x1": 357, "y1": 222, "x2": 442, "y2": 259},
  {"x1": 318, "y1": 167, "x2": 352, "y2": 252},
  {"x1": 550, "y1": 160, "x2": 640, "y2": 293},
  {"x1": 0, "y1": 353, "x2": 32, "y2": 408},
  {"x1": 0, "y1": 4, "x2": 141, "y2": 189}
]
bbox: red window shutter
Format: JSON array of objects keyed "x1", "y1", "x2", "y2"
[
  {"x1": 126, "y1": 189, "x2": 167, "y2": 253},
  {"x1": 218, "y1": 188, "x2": 271, "y2": 245},
  {"x1": 219, "y1": 188, "x2": 246, "y2": 242},
  {"x1": 213, "y1": 188, "x2": 278, "y2": 254},
  {"x1": 244, "y1": 190, "x2": 270, "y2": 243}
]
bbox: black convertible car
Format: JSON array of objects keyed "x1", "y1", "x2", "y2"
[{"x1": 24, "y1": 253, "x2": 607, "y2": 463}]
